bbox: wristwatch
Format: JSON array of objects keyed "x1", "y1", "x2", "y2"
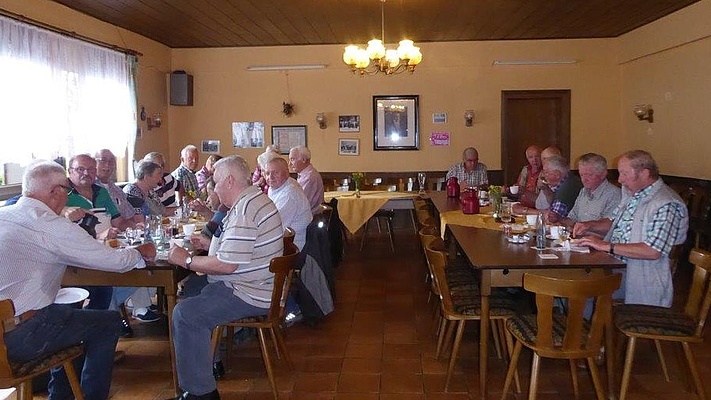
[{"x1": 185, "y1": 255, "x2": 193, "y2": 270}]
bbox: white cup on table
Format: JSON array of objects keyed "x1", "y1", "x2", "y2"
[
  {"x1": 526, "y1": 214, "x2": 538, "y2": 226},
  {"x1": 509, "y1": 185, "x2": 519, "y2": 195},
  {"x1": 182, "y1": 223, "x2": 196, "y2": 237},
  {"x1": 550, "y1": 225, "x2": 562, "y2": 239}
]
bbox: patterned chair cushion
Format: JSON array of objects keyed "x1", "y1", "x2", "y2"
[
  {"x1": 11, "y1": 344, "x2": 84, "y2": 377},
  {"x1": 614, "y1": 304, "x2": 696, "y2": 337},
  {"x1": 452, "y1": 289, "x2": 517, "y2": 317},
  {"x1": 506, "y1": 314, "x2": 590, "y2": 347}
]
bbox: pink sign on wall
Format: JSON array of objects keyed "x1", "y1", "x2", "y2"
[{"x1": 429, "y1": 132, "x2": 450, "y2": 146}]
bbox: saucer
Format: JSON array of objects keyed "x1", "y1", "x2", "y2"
[
  {"x1": 55, "y1": 287, "x2": 90, "y2": 305},
  {"x1": 507, "y1": 234, "x2": 530, "y2": 244}
]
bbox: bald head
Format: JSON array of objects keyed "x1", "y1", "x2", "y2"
[
  {"x1": 541, "y1": 146, "x2": 562, "y2": 162},
  {"x1": 462, "y1": 147, "x2": 480, "y2": 172},
  {"x1": 525, "y1": 145, "x2": 542, "y2": 171}
]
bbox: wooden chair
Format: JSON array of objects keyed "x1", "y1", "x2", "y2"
[
  {"x1": 615, "y1": 248, "x2": 711, "y2": 400},
  {"x1": 431, "y1": 177, "x2": 446, "y2": 191},
  {"x1": 425, "y1": 241, "x2": 517, "y2": 391},
  {"x1": 0, "y1": 299, "x2": 85, "y2": 400},
  {"x1": 501, "y1": 273, "x2": 622, "y2": 400},
  {"x1": 209, "y1": 242, "x2": 300, "y2": 399}
]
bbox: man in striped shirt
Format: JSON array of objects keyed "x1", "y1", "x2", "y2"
[{"x1": 167, "y1": 155, "x2": 283, "y2": 400}]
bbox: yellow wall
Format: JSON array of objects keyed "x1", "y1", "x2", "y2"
[{"x1": 618, "y1": 0, "x2": 711, "y2": 179}]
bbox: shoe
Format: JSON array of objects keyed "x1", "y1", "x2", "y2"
[
  {"x1": 133, "y1": 308, "x2": 161, "y2": 323},
  {"x1": 120, "y1": 319, "x2": 134, "y2": 338},
  {"x1": 212, "y1": 361, "x2": 225, "y2": 380},
  {"x1": 284, "y1": 310, "x2": 303, "y2": 327},
  {"x1": 167, "y1": 389, "x2": 220, "y2": 400},
  {"x1": 148, "y1": 304, "x2": 160, "y2": 313}
]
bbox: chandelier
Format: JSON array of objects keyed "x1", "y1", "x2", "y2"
[{"x1": 342, "y1": 0, "x2": 422, "y2": 76}]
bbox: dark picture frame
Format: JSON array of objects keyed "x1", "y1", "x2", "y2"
[
  {"x1": 373, "y1": 95, "x2": 419, "y2": 150},
  {"x1": 271, "y1": 125, "x2": 307, "y2": 155},
  {"x1": 338, "y1": 115, "x2": 360, "y2": 132}
]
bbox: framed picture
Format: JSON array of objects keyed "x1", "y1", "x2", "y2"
[
  {"x1": 373, "y1": 95, "x2": 419, "y2": 150},
  {"x1": 201, "y1": 140, "x2": 221, "y2": 154},
  {"x1": 271, "y1": 125, "x2": 307, "y2": 154},
  {"x1": 338, "y1": 138, "x2": 360, "y2": 156},
  {"x1": 339, "y1": 115, "x2": 360, "y2": 132},
  {"x1": 432, "y1": 112, "x2": 447, "y2": 123},
  {"x1": 232, "y1": 122, "x2": 265, "y2": 148}
]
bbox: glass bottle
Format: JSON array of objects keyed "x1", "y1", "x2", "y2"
[{"x1": 535, "y1": 212, "x2": 546, "y2": 250}]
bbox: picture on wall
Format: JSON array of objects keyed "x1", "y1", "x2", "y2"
[
  {"x1": 232, "y1": 122, "x2": 265, "y2": 148},
  {"x1": 201, "y1": 140, "x2": 221, "y2": 154},
  {"x1": 432, "y1": 112, "x2": 447, "y2": 123},
  {"x1": 272, "y1": 125, "x2": 307, "y2": 154},
  {"x1": 373, "y1": 95, "x2": 419, "y2": 150},
  {"x1": 338, "y1": 115, "x2": 360, "y2": 132},
  {"x1": 338, "y1": 138, "x2": 360, "y2": 156}
]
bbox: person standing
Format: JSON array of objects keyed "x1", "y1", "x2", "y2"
[
  {"x1": 575, "y1": 150, "x2": 689, "y2": 307},
  {"x1": 445, "y1": 147, "x2": 489, "y2": 188},
  {"x1": 172, "y1": 145, "x2": 200, "y2": 205},
  {"x1": 289, "y1": 145, "x2": 324, "y2": 214}
]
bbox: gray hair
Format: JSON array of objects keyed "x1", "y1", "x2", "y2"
[
  {"x1": 181, "y1": 145, "x2": 198, "y2": 158},
  {"x1": 545, "y1": 155, "x2": 570, "y2": 174},
  {"x1": 135, "y1": 160, "x2": 162, "y2": 180},
  {"x1": 22, "y1": 160, "x2": 67, "y2": 197},
  {"x1": 68, "y1": 153, "x2": 95, "y2": 168},
  {"x1": 622, "y1": 149, "x2": 659, "y2": 179},
  {"x1": 143, "y1": 152, "x2": 165, "y2": 168},
  {"x1": 463, "y1": 147, "x2": 478, "y2": 159},
  {"x1": 214, "y1": 155, "x2": 251, "y2": 187},
  {"x1": 257, "y1": 149, "x2": 280, "y2": 169},
  {"x1": 290, "y1": 145, "x2": 311, "y2": 161},
  {"x1": 267, "y1": 157, "x2": 289, "y2": 170},
  {"x1": 578, "y1": 153, "x2": 608, "y2": 173}
]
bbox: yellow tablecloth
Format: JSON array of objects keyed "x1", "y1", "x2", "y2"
[
  {"x1": 325, "y1": 190, "x2": 417, "y2": 234},
  {"x1": 439, "y1": 207, "x2": 499, "y2": 237}
]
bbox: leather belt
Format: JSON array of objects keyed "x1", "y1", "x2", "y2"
[{"x1": 2, "y1": 309, "x2": 38, "y2": 333}]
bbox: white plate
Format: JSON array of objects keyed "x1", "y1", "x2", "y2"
[{"x1": 55, "y1": 287, "x2": 90, "y2": 305}]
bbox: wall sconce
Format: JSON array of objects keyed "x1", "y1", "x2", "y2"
[
  {"x1": 147, "y1": 113, "x2": 162, "y2": 130},
  {"x1": 633, "y1": 104, "x2": 654, "y2": 123},
  {"x1": 316, "y1": 113, "x2": 327, "y2": 129},
  {"x1": 464, "y1": 110, "x2": 475, "y2": 127}
]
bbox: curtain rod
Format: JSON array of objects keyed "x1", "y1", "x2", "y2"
[{"x1": 0, "y1": 8, "x2": 142, "y2": 57}]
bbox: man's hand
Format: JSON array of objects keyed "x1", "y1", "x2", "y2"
[
  {"x1": 97, "y1": 227, "x2": 120, "y2": 241},
  {"x1": 135, "y1": 243, "x2": 157, "y2": 262},
  {"x1": 63, "y1": 206, "x2": 88, "y2": 222},
  {"x1": 572, "y1": 221, "x2": 591, "y2": 238},
  {"x1": 190, "y1": 234, "x2": 211, "y2": 251},
  {"x1": 168, "y1": 246, "x2": 190, "y2": 268},
  {"x1": 576, "y1": 236, "x2": 609, "y2": 252}
]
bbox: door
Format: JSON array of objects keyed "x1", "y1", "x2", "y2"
[{"x1": 501, "y1": 90, "x2": 571, "y2": 185}]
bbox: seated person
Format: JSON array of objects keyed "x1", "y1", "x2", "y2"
[
  {"x1": 95, "y1": 148, "x2": 144, "y2": 225},
  {"x1": 196, "y1": 154, "x2": 222, "y2": 196},
  {"x1": 516, "y1": 145, "x2": 542, "y2": 208},
  {"x1": 516, "y1": 155, "x2": 582, "y2": 223},
  {"x1": 144, "y1": 151, "x2": 181, "y2": 209},
  {"x1": 124, "y1": 160, "x2": 168, "y2": 216},
  {"x1": 289, "y1": 145, "x2": 325, "y2": 214},
  {"x1": 252, "y1": 145, "x2": 279, "y2": 193},
  {"x1": 264, "y1": 157, "x2": 313, "y2": 250},
  {"x1": 446, "y1": 147, "x2": 488, "y2": 188}
]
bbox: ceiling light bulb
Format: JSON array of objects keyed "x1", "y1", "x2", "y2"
[{"x1": 367, "y1": 39, "x2": 385, "y2": 60}]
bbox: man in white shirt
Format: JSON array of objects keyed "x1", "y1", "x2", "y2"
[
  {"x1": 0, "y1": 160, "x2": 155, "y2": 400},
  {"x1": 289, "y1": 145, "x2": 324, "y2": 214},
  {"x1": 265, "y1": 157, "x2": 313, "y2": 249}
]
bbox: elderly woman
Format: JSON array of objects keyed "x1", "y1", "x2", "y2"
[
  {"x1": 252, "y1": 145, "x2": 279, "y2": 193},
  {"x1": 123, "y1": 160, "x2": 166, "y2": 216}
]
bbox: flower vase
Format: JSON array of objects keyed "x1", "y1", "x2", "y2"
[
  {"x1": 354, "y1": 180, "x2": 361, "y2": 198},
  {"x1": 492, "y1": 196, "x2": 502, "y2": 218}
]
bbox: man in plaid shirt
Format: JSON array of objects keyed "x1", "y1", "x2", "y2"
[
  {"x1": 445, "y1": 147, "x2": 488, "y2": 188},
  {"x1": 574, "y1": 150, "x2": 688, "y2": 307}
]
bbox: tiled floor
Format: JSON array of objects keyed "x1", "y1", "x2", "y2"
[{"x1": 34, "y1": 229, "x2": 711, "y2": 399}]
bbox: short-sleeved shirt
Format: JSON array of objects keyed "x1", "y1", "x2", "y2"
[
  {"x1": 66, "y1": 183, "x2": 120, "y2": 219},
  {"x1": 195, "y1": 166, "x2": 212, "y2": 193},
  {"x1": 207, "y1": 186, "x2": 283, "y2": 308},
  {"x1": 297, "y1": 164, "x2": 325, "y2": 214},
  {"x1": 567, "y1": 179, "x2": 621, "y2": 222},
  {"x1": 268, "y1": 177, "x2": 313, "y2": 250},
  {"x1": 96, "y1": 179, "x2": 136, "y2": 219},
  {"x1": 123, "y1": 183, "x2": 165, "y2": 216},
  {"x1": 155, "y1": 172, "x2": 181, "y2": 207},
  {"x1": 446, "y1": 162, "x2": 488, "y2": 187},
  {"x1": 172, "y1": 164, "x2": 199, "y2": 197}
]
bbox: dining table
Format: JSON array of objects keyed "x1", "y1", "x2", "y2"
[
  {"x1": 428, "y1": 191, "x2": 625, "y2": 399},
  {"x1": 61, "y1": 259, "x2": 189, "y2": 395},
  {"x1": 324, "y1": 190, "x2": 419, "y2": 234}
]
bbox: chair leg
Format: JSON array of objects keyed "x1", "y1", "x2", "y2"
[
  {"x1": 64, "y1": 360, "x2": 85, "y2": 400},
  {"x1": 359, "y1": 218, "x2": 370, "y2": 251},
  {"x1": 682, "y1": 342, "x2": 706, "y2": 400},
  {"x1": 528, "y1": 352, "x2": 542, "y2": 400},
  {"x1": 619, "y1": 336, "x2": 637, "y2": 400},
  {"x1": 210, "y1": 326, "x2": 223, "y2": 360},
  {"x1": 491, "y1": 320, "x2": 503, "y2": 360},
  {"x1": 435, "y1": 318, "x2": 449, "y2": 360},
  {"x1": 444, "y1": 320, "x2": 466, "y2": 392},
  {"x1": 256, "y1": 327, "x2": 278, "y2": 399},
  {"x1": 18, "y1": 381, "x2": 32, "y2": 400},
  {"x1": 568, "y1": 359, "x2": 580, "y2": 399},
  {"x1": 269, "y1": 327, "x2": 281, "y2": 360},
  {"x1": 587, "y1": 357, "x2": 606, "y2": 400},
  {"x1": 503, "y1": 329, "x2": 522, "y2": 394},
  {"x1": 386, "y1": 215, "x2": 395, "y2": 252},
  {"x1": 654, "y1": 339, "x2": 671, "y2": 382},
  {"x1": 501, "y1": 340, "x2": 523, "y2": 400},
  {"x1": 272, "y1": 327, "x2": 294, "y2": 370},
  {"x1": 440, "y1": 317, "x2": 457, "y2": 357}
]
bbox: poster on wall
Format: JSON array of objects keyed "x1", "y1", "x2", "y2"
[
  {"x1": 429, "y1": 132, "x2": 450, "y2": 146},
  {"x1": 232, "y1": 122, "x2": 265, "y2": 148},
  {"x1": 271, "y1": 125, "x2": 307, "y2": 154}
]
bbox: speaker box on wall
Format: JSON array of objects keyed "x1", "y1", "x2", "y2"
[{"x1": 170, "y1": 71, "x2": 193, "y2": 106}]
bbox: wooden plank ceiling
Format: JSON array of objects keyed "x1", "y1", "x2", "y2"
[{"x1": 48, "y1": 0, "x2": 700, "y2": 49}]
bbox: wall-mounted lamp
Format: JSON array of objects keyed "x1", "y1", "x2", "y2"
[
  {"x1": 147, "y1": 113, "x2": 162, "y2": 130},
  {"x1": 464, "y1": 110, "x2": 475, "y2": 127},
  {"x1": 633, "y1": 104, "x2": 654, "y2": 123},
  {"x1": 316, "y1": 113, "x2": 327, "y2": 129}
]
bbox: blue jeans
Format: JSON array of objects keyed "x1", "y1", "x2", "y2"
[
  {"x1": 173, "y1": 281, "x2": 267, "y2": 395},
  {"x1": 4, "y1": 304, "x2": 121, "y2": 400},
  {"x1": 83, "y1": 286, "x2": 113, "y2": 310}
]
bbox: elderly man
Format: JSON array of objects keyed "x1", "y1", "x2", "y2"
[
  {"x1": 446, "y1": 147, "x2": 489, "y2": 188},
  {"x1": 265, "y1": 157, "x2": 313, "y2": 250},
  {"x1": 172, "y1": 145, "x2": 200, "y2": 205},
  {"x1": 195, "y1": 154, "x2": 222, "y2": 194},
  {"x1": 145, "y1": 151, "x2": 181, "y2": 208},
  {"x1": 575, "y1": 150, "x2": 689, "y2": 307},
  {"x1": 95, "y1": 149, "x2": 143, "y2": 224},
  {"x1": 560, "y1": 153, "x2": 621, "y2": 227},
  {"x1": 289, "y1": 145, "x2": 324, "y2": 214},
  {"x1": 518, "y1": 155, "x2": 582, "y2": 221},
  {"x1": 516, "y1": 145, "x2": 542, "y2": 207},
  {"x1": 167, "y1": 156, "x2": 283, "y2": 400},
  {"x1": 0, "y1": 160, "x2": 155, "y2": 400}
]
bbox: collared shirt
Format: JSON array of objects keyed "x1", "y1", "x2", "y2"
[
  {"x1": 96, "y1": 179, "x2": 136, "y2": 219},
  {"x1": 517, "y1": 164, "x2": 541, "y2": 194},
  {"x1": 609, "y1": 179, "x2": 686, "y2": 256},
  {"x1": 268, "y1": 177, "x2": 313, "y2": 250},
  {"x1": 446, "y1": 162, "x2": 488, "y2": 187},
  {"x1": 172, "y1": 164, "x2": 199, "y2": 196},
  {"x1": 567, "y1": 179, "x2": 621, "y2": 222},
  {"x1": 155, "y1": 173, "x2": 180, "y2": 207},
  {"x1": 0, "y1": 197, "x2": 144, "y2": 315},
  {"x1": 123, "y1": 182, "x2": 165, "y2": 216},
  {"x1": 548, "y1": 172, "x2": 583, "y2": 218},
  {"x1": 297, "y1": 164, "x2": 325, "y2": 214},
  {"x1": 195, "y1": 165, "x2": 212, "y2": 193},
  {"x1": 207, "y1": 186, "x2": 283, "y2": 308},
  {"x1": 66, "y1": 182, "x2": 120, "y2": 219}
]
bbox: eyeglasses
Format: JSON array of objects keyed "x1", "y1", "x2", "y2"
[
  {"x1": 70, "y1": 166, "x2": 97, "y2": 174},
  {"x1": 54, "y1": 184, "x2": 73, "y2": 194}
]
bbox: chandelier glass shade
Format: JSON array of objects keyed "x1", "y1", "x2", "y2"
[{"x1": 342, "y1": 1, "x2": 422, "y2": 76}]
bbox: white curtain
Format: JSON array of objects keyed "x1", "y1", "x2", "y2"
[{"x1": 0, "y1": 15, "x2": 135, "y2": 167}]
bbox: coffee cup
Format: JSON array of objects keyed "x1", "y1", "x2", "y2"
[
  {"x1": 182, "y1": 223, "x2": 196, "y2": 236},
  {"x1": 526, "y1": 214, "x2": 537, "y2": 226},
  {"x1": 550, "y1": 225, "x2": 562, "y2": 239},
  {"x1": 509, "y1": 185, "x2": 519, "y2": 195}
]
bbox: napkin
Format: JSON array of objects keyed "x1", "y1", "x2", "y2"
[{"x1": 551, "y1": 240, "x2": 590, "y2": 253}]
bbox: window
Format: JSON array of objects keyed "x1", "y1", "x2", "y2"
[{"x1": 0, "y1": 15, "x2": 137, "y2": 186}]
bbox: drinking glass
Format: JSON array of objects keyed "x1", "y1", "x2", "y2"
[
  {"x1": 124, "y1": 227, "x2": 136, "y2": 245},
  {"x1": 500, "y1": 202, "x2": 513, "y2": 224},
  {"x1": 558, "y1": 226, "x2": 570, "y2": 242},
  {"x1": 417, "y1": 172, "x2": 427, "y2": 194}
]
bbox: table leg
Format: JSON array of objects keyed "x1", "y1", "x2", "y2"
[
  {"x1": 480, "y1": 293, "x2": 490, "y2": 399},
  {"x1": 605, "y1": 317, "x2": 617, "y2": 400},
  {"x1": 166, "y1": 291, "x2": 179, "y2": 395}
]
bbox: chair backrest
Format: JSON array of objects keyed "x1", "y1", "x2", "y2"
[
  {"x1": 418, "y1": 226, "x2": 440, "y2": 251},
  {"x1": 283, "y1": 227, "x2": 295, "y2": 249},
  {"x1": 685, "y1": 248, "x2": 711, "y2": 337},
  {"x1": 269, "y1": 243, "x2": 300, "y2": 322},
  {"x1": 430, "y1": 177, "x2": 446, "y2": 191},
  {"x1": 0, "y1": 299, "x2": 17, "y2": 379},
  {"x1": 425, "y1": 241, "x2": 453, "y2": 310},
  {"x1": 523, "y1": 273, "x2": 621, "y2": 357}
]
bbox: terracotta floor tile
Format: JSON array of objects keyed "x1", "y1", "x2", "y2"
[
  {"x1": 380, "y1": 372, "x2": 424, "y2": 394},
  {"x1": 336, "y1": 373, "x2": 381, "y2": 393},
  {"x1": 345, "y1": 342, "x2": 383, "y2": 359},
  {"x1": 341, "y1": 358, "x2": 382, "y2": 374},
  {"x1": 292, "y1": 372, "x2": 339, "y2": 392}
]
